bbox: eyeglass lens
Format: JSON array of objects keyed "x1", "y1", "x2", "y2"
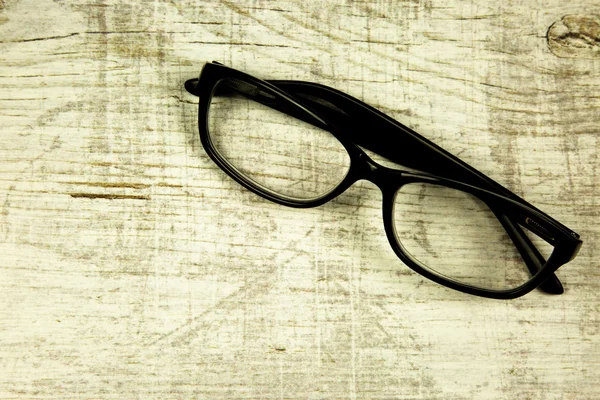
[
  {"x1": 208, "y1": 78, "x2": 351, "y2": 201},
  {"x1": 393, "y1": 182, "x2": 552, "y2": 290}
]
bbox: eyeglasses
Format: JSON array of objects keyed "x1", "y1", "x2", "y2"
[{"x1": 185, "y1": 62, "x2": 582, "y2": 299}]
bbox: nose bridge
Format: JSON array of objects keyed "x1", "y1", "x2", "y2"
[{"x1": 355, "y1": 152, "x2": 393, "y2": 192}]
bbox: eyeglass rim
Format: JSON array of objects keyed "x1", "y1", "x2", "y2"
[
  {"x1": 200, "y1": 78, "x2": 357, "y2": 204},
  {"x1": 186, "y1": 62, "x2": 582, "y2": 299},
  {"x1": 380, "y1": 173, "x2": 580, "y2": 298}
]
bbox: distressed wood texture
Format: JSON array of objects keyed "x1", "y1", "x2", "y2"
[{"x1": 1, "y1": 0, "x2": 599, "y2": 399}]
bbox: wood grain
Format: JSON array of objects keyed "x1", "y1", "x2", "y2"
[{"x1": 1, "y1": 0, "x2": 599, "y2": 399}]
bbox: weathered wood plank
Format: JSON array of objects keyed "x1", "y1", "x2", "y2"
[{"x1": 1, "y1": 0, "x2": 599, "y2": 398}]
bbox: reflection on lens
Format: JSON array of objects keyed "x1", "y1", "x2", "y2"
[
  {"x1": 208, "y1": 79, "x2": 351, "y2": 201},
  {"x1": 393, "y1": 182, "x2": 534, "y2": 290}
]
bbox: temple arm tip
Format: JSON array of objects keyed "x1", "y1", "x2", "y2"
[
  {"x1": 539, "y1": 274, "x2": 564, "y2": 295},
  {"x1": 185, "y1": 78, "x2": 199, "y2": 96}
]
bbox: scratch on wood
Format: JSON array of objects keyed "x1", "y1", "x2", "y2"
[
  {"x1": 68, "y1": 193, "x2": 150, "y2": 200},
  {"x1": 0, "y1": 32, "x2": 80, "y2": 44}
]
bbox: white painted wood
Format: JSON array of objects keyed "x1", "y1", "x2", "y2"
[{"x1": 1, "y1": 0, "x2": 599, "y2": 398}]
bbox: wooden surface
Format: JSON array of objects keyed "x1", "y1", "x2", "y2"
[{"x1": 1, "y1": 0, "x2": 599, "y2": 398}]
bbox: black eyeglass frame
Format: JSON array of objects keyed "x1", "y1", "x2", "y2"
[{"x1": 185, "y1": 62, "x2": 582, "y2": 300}]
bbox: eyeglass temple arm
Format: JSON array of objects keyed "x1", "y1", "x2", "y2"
[
  {"x1": 261, "y1": 80, "x2": 565, "y2": 294},
  {"x1": 494, "y1": 212, "x2": 563, "y2": 293}
]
